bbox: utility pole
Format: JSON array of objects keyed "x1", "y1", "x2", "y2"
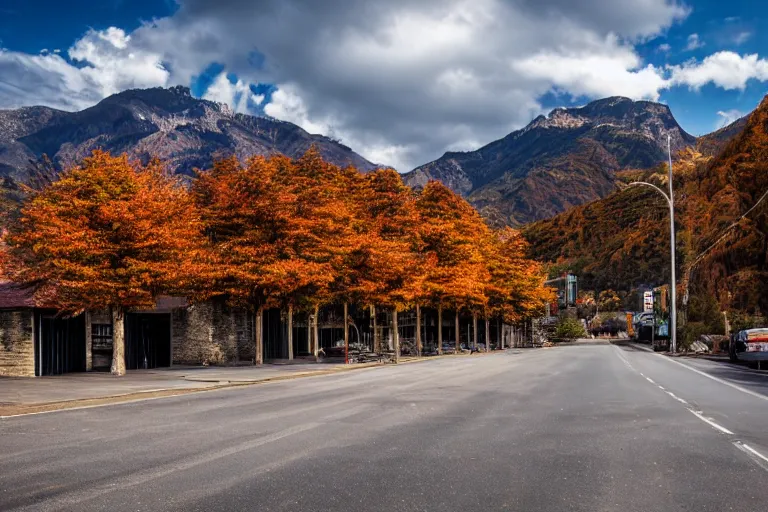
[
  {"x1": 625, "y1": 134, "x2": 677, "y2": 353},
  {"x1": 667, "y1": 135, "x2": 677, "y2": 354}
]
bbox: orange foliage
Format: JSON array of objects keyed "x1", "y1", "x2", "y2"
[
  {"x1": 2, "y1": 151, "x2": 204, "y2": 314},
  {"x1": 2, "y1": 147, "x2": 553, "y2": 326}
]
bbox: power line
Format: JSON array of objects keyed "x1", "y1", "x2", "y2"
[{"x1": 688, "y1": 187, "x2": 768, "y2": 271}]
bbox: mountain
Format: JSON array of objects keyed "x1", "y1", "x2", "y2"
[
  {"x1": 696, "y1": 115, "x2": 749, "y2": 157},
  {"x1": 0, "y1": 86, "x2": 379, "y2": 181},
  {"x1": 522, "y1": 103, "x2": 765, "y2": 318},
  {"x1": 403, "y1": 97, "x2": 696, "y2": 226}
]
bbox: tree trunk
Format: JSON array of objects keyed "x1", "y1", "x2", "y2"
[
  {"x1": 485, "y1": 318, "x2": 490, "y2": 352},
  {"x1": 110, "y1": 307, "x2": 126, "y2": 376},
  {"x1": 455, "y1": 310, "x2": 460, "y2": 353},
  {"x1": 416, "y1": 304, "x2": 422, "y2": 357},
  {"x1": 256, "y1": 306, "x2": 264, "y2": 364},
  {"x1": 372, "y1": 305, "x2": 378, "y2": 353},
  {"x1": 392, "y1": 307, "x2": 400, "y2": 363},
  {"x1": 473, "y1": 312, "x2": 478, "y2": 350},
  {"x1": 498, "y1": 318, "x2": 503, "y2": 349},
  {"x1": 437, "y1": 306, "x2": 443, "y2": 355},
  {"x1": 344, "y1": 302, "x2": 349, "y2": 364},
  {"x1": 287, "y1": 305, "x2": 294, "y2": 361},
  {"x1": 306, "y1": 311, "x2": 311, "y2": 355},
  {"x1": 313, "y1": 305, "x2": 319, "y2": 359},
  {"x1": 85, "y1": 311, "x2": 93, "y2": 371}
]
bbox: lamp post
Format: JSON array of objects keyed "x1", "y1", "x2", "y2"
[{"x1": 626, "y1": 135, "x2": 677, "y2": 353}]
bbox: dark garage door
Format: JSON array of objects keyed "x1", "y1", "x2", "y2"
[
  {"x1": 35, "y1": 313, "x2": 86, "y2": 376},
  {"x1": 125, "y1": 313, "x2": 171, "y2": 369}
]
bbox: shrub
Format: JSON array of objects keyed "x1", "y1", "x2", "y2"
[{"x1": 555, "y1": 317, "x2": 587, "y2": 340}]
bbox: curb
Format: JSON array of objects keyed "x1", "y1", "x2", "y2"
[
  {"x1": 0, "y1": 351, "x2": 511, "y2": 418},
  {"x1": 0, "y1": 362, "x2": 385, "y2": 418}
]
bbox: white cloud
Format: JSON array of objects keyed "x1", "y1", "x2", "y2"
[
  {"x1": 657, "y1": 43, "x2": 672, "y2": 53},
  {"x1": 0, "y1": 27, "x2": 169, "y2": 111},
  {"x1": 684, "y1": 33, "x2": 704, "y2": 51},
  {"x1": 668, "y1": 52, "x2": 768, "y2": 90},
  {"x1": 68, "y1": 28, "x2": 169, "y2": 97},
  {"x1": 512, "y1": 46, "x2": 668, "y2": 100},
  {"x1": 21, "y1": 0, "x2": 689, "y2": 169},
  {"x1": 716, "y1": 109, "x2": 744, "y2": 128},
  {"x1": 263, "y1": 83, "x2": 336, "y2": 135},
  {"x1": 202, "y1": 72, "x2": 257, "y2": 114},
  {"x1": 8, "y1": 0, "x2": 762, "y2": 171},
  {"x1": 733, "y1": 31, "x2": 752, "y2": 45}
]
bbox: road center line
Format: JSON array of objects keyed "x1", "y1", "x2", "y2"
[
  {"x1": 618, "y1": 345, "x2": 768, "y2": 470},
  {"x1": 689, "y1": 410, "x2": 734, "y2": 434},
  {"x1": 734, "y1": 442, "x2": 768, "y2": 472}
]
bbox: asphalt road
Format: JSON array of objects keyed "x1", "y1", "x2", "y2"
[{"x1": 1, "y1": 342, "x2": 767, "y2": 511}]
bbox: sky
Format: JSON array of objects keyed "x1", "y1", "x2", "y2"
[{"x1": 1, "y1": 0, "x2": 767, "y2": 171}]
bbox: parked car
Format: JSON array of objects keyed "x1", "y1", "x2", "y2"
[{"x1": 729, "y1": 328, "x2": 768, "y2": 364}]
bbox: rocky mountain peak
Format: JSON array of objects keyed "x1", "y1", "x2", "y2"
[
  {"x1": 0, "y1": 86, "x2": 379, "y2": 181},
  {"x1": 403, "y1": 95, "x2": 697, "y2": 226}
]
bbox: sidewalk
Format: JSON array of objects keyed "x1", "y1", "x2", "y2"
[
  {"x1": 0, "y1": 351, "x2": 510, "y2": 417},
  {"x1": 0, "y1": 362, "x2": 377, "y2": 417}
]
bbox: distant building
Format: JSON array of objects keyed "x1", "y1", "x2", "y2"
[{"x1": 544, "y1": 272, "x2": 578, "y2": 312}]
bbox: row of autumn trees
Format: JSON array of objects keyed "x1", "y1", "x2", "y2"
[{"x1": 0, "y1": 149, "x2": 552, "y2": 374}]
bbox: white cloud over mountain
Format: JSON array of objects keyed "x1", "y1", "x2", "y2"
[
  {"x1": 667, "y1": 52, "x2": 768, "y2": 91},
  {"x1": 0, "y1": 0, "x2": 767, "y2": 170},
  {"x1": 716, "y1": 109, "x2": 745, "y2": 128}
]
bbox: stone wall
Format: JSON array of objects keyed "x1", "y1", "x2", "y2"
[
  {"x1": 172, "y1": 302, "x2": 254, "y2": 366},
  {"x1": 0, "y1": 309, "x2": 35, "y2": 377}
]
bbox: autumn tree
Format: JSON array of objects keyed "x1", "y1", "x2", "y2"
[
  {"x1": 2, "y1": 151, "x2": 204, "y2": 375},
  {"x1": 484, "y1": 227, "x2": 552, "y2": 325},
  {"x1": 335, "y1": 168, "x2": 424, "y2": 358},
  {"x1": 416, "y1": 181, "x2": 490, "y2": 350},
  {"x1": 279, "y1": 149, "x2": 357, "y2": 311},
  {"x1": 274, "y1": 149, "x2": 358, "y2": 359},
  {"x1": 194, "y1": 155, "x2": 294, "y2": 308},
  {"x1": 193, "y1": 148, "x2": 358, "y2": 360}
]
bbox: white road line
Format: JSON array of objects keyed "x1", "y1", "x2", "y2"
[
  {"x1": 734, "y1": 442, "x2": 768, "y2": 472},
  {"x1": 665, "y1": 391, "x2": 688, "y2": 405},
  {"x1": 689, "y1": 410, "x2": 734, "y2": 435},
  {"x1": 734, "y1": 442, "x2": 768, "y2": 466},
  {"x1": 621, "y1": 345, "x2": 768, "y2": 469},
  {"x1": 659, "y1": 355, "x2": 768, "y2": 402}
]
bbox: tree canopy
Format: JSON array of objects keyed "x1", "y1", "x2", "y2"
[
  {"x1": 2, "y1": 147, "x2": 554, "y2": 369},
  {"x1": 1, "y1": 151, "x2": 204, "y2": 374}
]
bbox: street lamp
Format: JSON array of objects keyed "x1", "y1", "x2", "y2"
[{"x1": 626, "y1": 135, "x2": 677, "y2": 353}]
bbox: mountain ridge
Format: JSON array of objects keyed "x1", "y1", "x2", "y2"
[
  {"x1": 0, "y1": 86, "x2": 380, "y2": 182},
  {"x1": 522, "y1": 101, "x2": 767, "y2": 318},
  {"x1": 403, "y1": 96, "x2": 697, "y2": 226}
]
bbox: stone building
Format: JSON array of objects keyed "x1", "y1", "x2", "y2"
[
  {"x1": 0, "y1": 282, "x2": 256, "y2": 377},
  {"x1": 2, "y1": 281, "x2": 514, "y2": 377}
]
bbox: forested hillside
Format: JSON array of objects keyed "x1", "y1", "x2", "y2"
[{"x1": 524, "y1": 96, "x2": 768, "y2": 323}]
